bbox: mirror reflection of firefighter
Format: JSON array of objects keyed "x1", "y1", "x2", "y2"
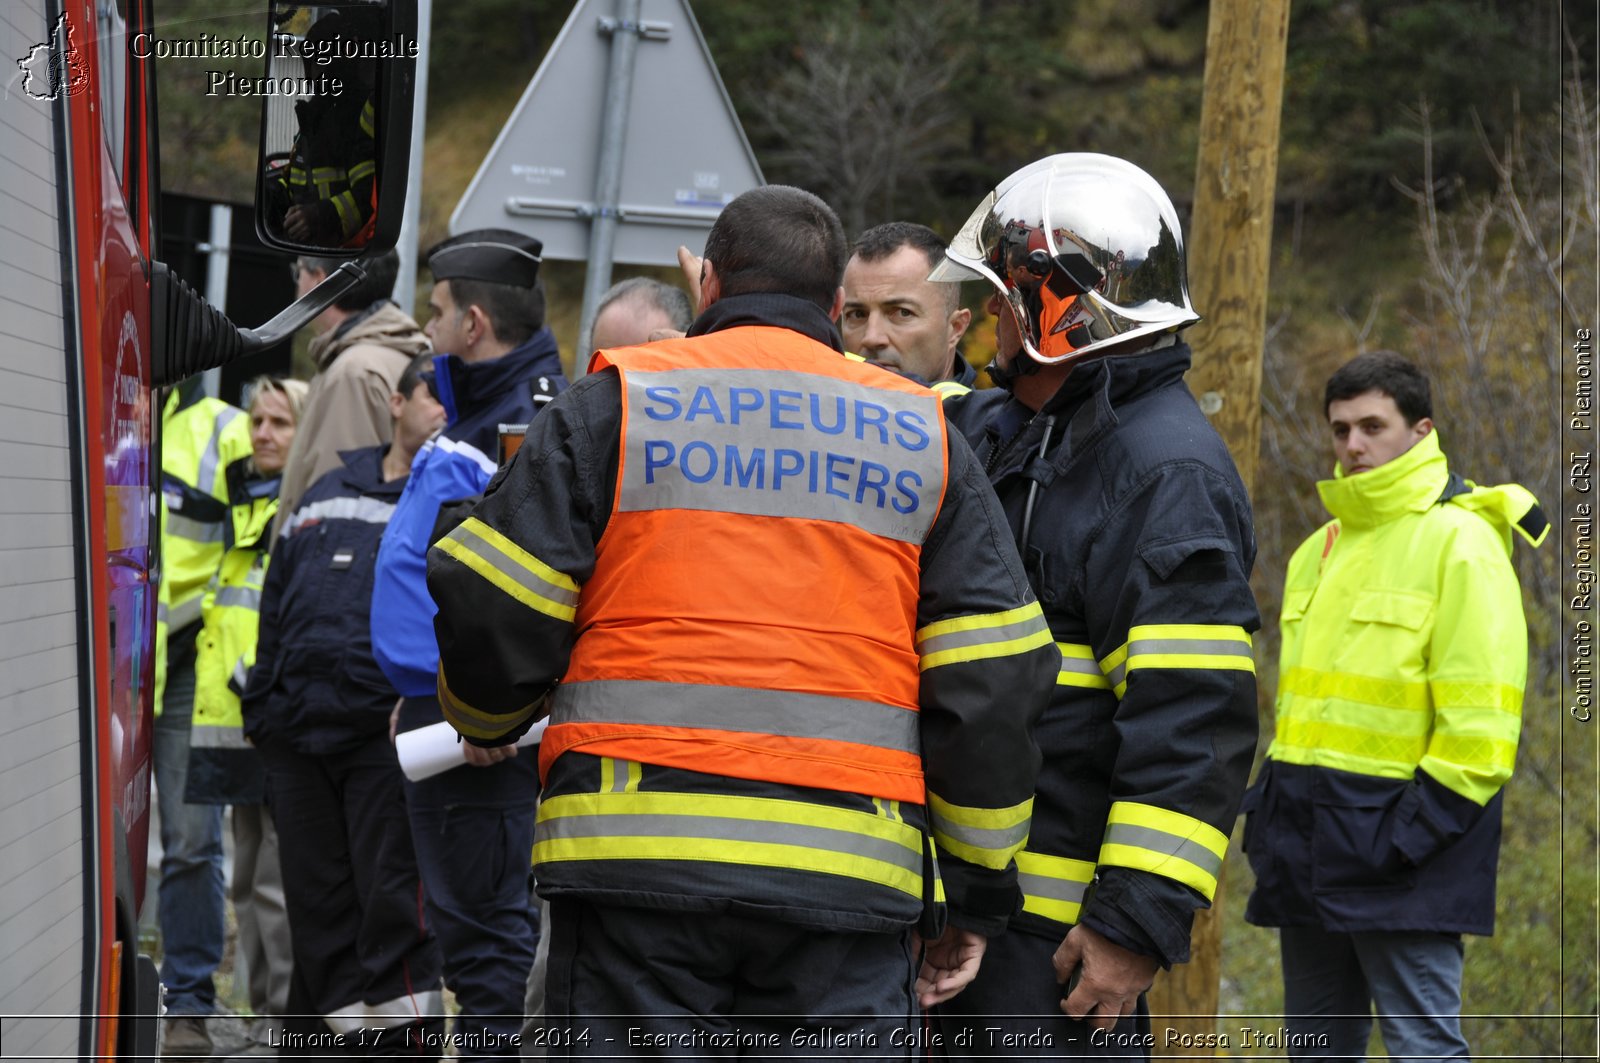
[{"x1": 267, "y1": 11, "x2": 377, "y2": 248}]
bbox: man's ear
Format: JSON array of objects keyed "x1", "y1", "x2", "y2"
[
  {"x1": 948, "y1": 306, "x2": 973, "y2": 350},
  {"x1": 388, "y1": 390, "x2": 405, "y2": 422},
  {"x1": 699, "y1": 260, "x2": 721, "y2": 313},
  {"x1": 828, "y1": 286, "x2": 845, "y2": 323},
  {"x1": 463, "y1": 303, "x2": 492, "y2": 346},
  {"x1": 1412, "y1": 416, "x2": 1434, "y2": 441}
]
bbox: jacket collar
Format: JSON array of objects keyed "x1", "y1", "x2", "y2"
[
  {"x1": 431, "y1": 327, "x2": 562, "y2": 426},
  {"x1": 687, "y1": 292, "x2": 845, "y2": 353},
  {"x1": 335, "y1": 444, "x2": 408, "y2": 496},
  {"x1": 980, "y1": 343, "x2": 1194, "y2": 478},
  {"x1": 1316, "y1": 430, "x2": 1449, "y2": 528}
]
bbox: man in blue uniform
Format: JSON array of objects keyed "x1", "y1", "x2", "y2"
[
  {"x1": 933, "y1": 154, "x2": 1260, "y2": 1058},
  {"x1": 372, "y1": 229, "x2": 565, "y2": 1059}
]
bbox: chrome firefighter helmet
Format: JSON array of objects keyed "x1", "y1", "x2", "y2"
[{"x1": 931, "y1": 153, "x2": 1200, "y2": 368}]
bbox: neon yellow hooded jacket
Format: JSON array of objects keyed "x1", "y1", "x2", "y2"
[{"x1": 1244, "y1": 429, "x2": 1546, "y2": 934}]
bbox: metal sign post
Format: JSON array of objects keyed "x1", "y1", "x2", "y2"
[
  {"x1": 450, "y1": 0, "x2": 764, "y2": 374},
  {"x1": 576, "y1": 0, "x2": 644, "y2": 365}
]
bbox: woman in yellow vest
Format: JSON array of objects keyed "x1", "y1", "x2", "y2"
[{"x1": 190, "y1": 375, "x2": 307, "y2": 1049}]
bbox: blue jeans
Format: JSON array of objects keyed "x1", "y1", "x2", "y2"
[
  {"x1": 1280, "y1": 925, "x2": 1470, "y2": 1062},
  {"x1": 153, "y1": 651, "x2": 226, "y2": 1016}
]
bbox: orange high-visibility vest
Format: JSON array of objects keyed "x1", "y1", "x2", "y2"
[{"x1": 539, "y1": 326, "x2": 949, "y2": 804}]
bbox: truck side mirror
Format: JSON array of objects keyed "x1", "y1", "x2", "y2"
[{"x1": 253, "y1": 1, "x2": 417, "y2": 258}]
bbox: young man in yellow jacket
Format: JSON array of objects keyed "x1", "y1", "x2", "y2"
[{"x1": 1243, "y1": 352, "x2": 1547, "y2": 1061}]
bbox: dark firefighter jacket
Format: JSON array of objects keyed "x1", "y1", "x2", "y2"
[
  {"x1": 243, "y1": 445, "x2": 406, "y2": 755},
  {"x1": 425, "y1": 292, "x2": 1057, "y2": 936},
  {"x1": 943, "y1": 342, "x2": 1260, "y2": 967},
  {"x1": 1242, "y1": 430, "x2": 1546, "y2": 935}
]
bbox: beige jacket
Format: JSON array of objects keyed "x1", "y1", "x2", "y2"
[{"x1": 275, "y1": 302, "x2": 430, "y2": 536}]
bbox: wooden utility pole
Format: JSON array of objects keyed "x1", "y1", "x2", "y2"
[{"x1": 1148, "y1": 0, "x2": 1289, "y2": 1054}]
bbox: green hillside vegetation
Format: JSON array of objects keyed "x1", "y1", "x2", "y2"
[{"x1": 152, "y1": 1, "x2": 1597, "y2": 1054}]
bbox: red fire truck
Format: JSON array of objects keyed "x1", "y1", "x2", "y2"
[{"x1": 0, "y1": 1, "x2": 414, "y2": 1056}]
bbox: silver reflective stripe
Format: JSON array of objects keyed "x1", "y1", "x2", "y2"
[
  {"x1": 433, "y1": 434, "x2": 497, "y2": 475},
  {"x1": 166, "y1": 511, "x2": 227, "y2": 544},
  {"x1": 442, "y1": 520, "x2": 580, "y2": 614},
  {"x1": 1102, "y1": 823, "x2": 1225, "y2": 879},
  {"x1": 231, "y1": 659, "x2": 249, "y2": 690},
  {"x1": 929, "y1": 810, "x2": 1029, "y2": 854},
  {"x1": 213, "y1": 585, "x2": 262, "y2": 611},
  {"x1": 190, "y1": 723, "x2": 251, "y2": 749},
  {"x1": 916, "y1": 611, "x2": 1051, "y2": 658},
  {"x1": 281, "y1": 495, "x2": 397, "y2": 538},
  {"x1": 539, "y1": 809, "x2": 923, "y2": 877},
  {"x1": 1104, "y1": 637, "x2": 1254, "y2": 688},
  {"x1": 619, "y1": 367, "x2": 943, "y2": 543},
  {"x1": 164, "y1": 597, "x2": 203, "y2": 631},
  {"x1": 325, "y1": 989, "x2": 446, "y2": 1034},
  {"x1": 1017, "y1": 869, "x2": 1091, "y2": 907},
  {"x1": 1058, "y1": 655, "x2": 1108, "y2": 681},
  {"x1": 198, "y1": 406, "x2": 244, "y2": 491},
  {"x1": 551, "y1": 679, "x2": 920, "y2": 756}
]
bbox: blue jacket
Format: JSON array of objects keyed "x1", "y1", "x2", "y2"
[
  {"x1": 243, "y1": 445, "x2": 405, "y2": 754},
  {"x1": 372, "y1": 332, "x2": 568, "y2": 701}
]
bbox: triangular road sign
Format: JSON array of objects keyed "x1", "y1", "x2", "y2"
[{"x1": 450, "y1": 0, "x2": 764, "y2": 266}]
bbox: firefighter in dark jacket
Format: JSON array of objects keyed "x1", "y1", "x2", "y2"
[
  {"x1": 932, "y1": 154, "x2": 1260, "y2": 1058},
  {"x1": 243, "y1": 356, "x2": 447, "y2": 1053},
  {"x1": 426, "y1": 185, "x2": 1057, "y2": 1052}
]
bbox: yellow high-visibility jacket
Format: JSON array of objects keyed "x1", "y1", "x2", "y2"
[
  {"x1": 1244, "y1": 429, "x2": 1547, "y2": 934},
  {"x1": 187, "y1": 480, "x2": 277, "y2": 804},
  {"x1": 156, "y1": 390, "x2": 252, "y2": 715}
]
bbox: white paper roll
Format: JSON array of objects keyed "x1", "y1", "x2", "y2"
[{"x1": 395, "y1": 719, "x2": 547, "y2": 781}]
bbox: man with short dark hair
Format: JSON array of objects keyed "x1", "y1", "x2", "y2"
[
  {"x1": 426, "y1": 185, "x2": 1056, "y2": 1050},
  {"x1": 1242, "y1": 351, "x2": 1547, "y2": 1061},
  {"x1": 372, "y1": 228, "x2": 566, "y2": 1059},
  {"x1": 842, "y1": 221, "x2": 975, "y2": 392},
  {"x1": 276, "y1": 248, "x2": 429, "y2": 532},
  {"x1": 246, "y1": 353, "x2": 447, "y2": 1052}
]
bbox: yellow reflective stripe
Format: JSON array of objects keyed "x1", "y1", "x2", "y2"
[
  {"x1": 347, "y1": 160, "x2": 376, "y2": 184},
  {"x1": 916, "y1": 601, "x2": 1052, "y2": 670},
  {"x1": 1432, "y1": 680, "x2": 1524, "y2": 715},
  {"x1": 599, "y1": 756, "x2": 642, "y2": 794},
  {"x1": 1281, "y1": 666, "x2": 1431, "y2": 712},
  {"x1": 436, "y1": 516, "x2": 581, "y2": 622},
  {"x1": 1099, "y1": 802, "x2": 1227, "y2": 902},
  {"x1": 534, "y1": 789, "x2": 924, "y2": 899},
  {"x1": 437, "y1": 666, "x2": 541, "y2": 741},
  {"x1": 310, "y1": 166, "x2": 346, "y2": 181},
  {"x1": 926, "y1": 791, "x2": 1031, "y2": 870},
  {"x1": 1056, "y1": 642, "x2": 1111, "y2": 690},
  {"x1": 1015, "y1": 850, "x2": 1096, "y2": 926},
  {"x1": 331, "y1": 190, "x2": 359, "y2": 234},
  {"x1": 360, "y1": 100, "x2": 375, "y2": 136},
  {"x1": 931, "y1": 381, "x2": 971, "y2": 400},
  {"x1": 1100, "y1": 624, "x2": 1253, "y2": 697}
]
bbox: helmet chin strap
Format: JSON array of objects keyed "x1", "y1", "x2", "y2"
[{"x1": 986, "y1": 345, "x2": 1047, "y2": 392}]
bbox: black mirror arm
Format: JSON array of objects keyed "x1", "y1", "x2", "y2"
[
  {"x1": 241, "y1": 261, "x2": 366, "y2": 349},
  {"x1": 151, "y1": 260, "x2": 368, "y2": 387}
]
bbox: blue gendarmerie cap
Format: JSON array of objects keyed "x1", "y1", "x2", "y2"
[{"x1": 427, "y1": 228, "x2": 544, "y2": 288}]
